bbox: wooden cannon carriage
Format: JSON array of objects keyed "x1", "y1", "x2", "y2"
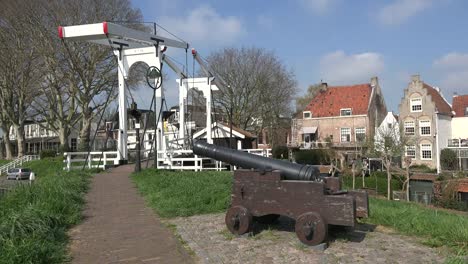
[{"x1": 193, "y1": 141, "x2": 369, "y2": 246}]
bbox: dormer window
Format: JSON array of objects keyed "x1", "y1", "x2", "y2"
[
  {"x1": 410, "y1": 98, "x2": 422, "y2": 112},
  {"x1": 340, "y1": 108, "x2": 352, "y2": 116},
  {"x1": 303, "y1": 111, "x2": 312, "y2": 119}
]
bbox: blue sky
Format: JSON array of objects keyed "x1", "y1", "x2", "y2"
[{"x1": 132, "y1": 0, "x2": 468, "y2": 113}]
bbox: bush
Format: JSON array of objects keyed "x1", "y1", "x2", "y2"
[
  {"x1": 272, "y1": 145, "x2": 288, "y2": 159},
  {"x1": 294, "y1": 149, "x2": 332, "y2": 165},
  {"x1": 40, "y1": 149, "x2": 57, "y2": 159},
  {"x1": 440, "y1": 149, "x2": 458, "y2": 170},
  {"x1": 410, "y1": 164, "x2": 436, "y2": 173}
]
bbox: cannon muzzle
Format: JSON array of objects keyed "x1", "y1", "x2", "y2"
[{"x1": 193, "y1": 141, "x2": 319, "y2": 181}]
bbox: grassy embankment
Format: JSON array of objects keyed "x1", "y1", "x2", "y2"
[
  {"x1": 133, "y1": 169, "x2": 467, "y2": 259},
  {"x1": 0, "y1": 157, "x2": 93, "y2": 264}
]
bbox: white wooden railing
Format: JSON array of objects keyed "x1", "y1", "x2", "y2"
[
  {"x1": 0, "y1": 155, "x2": 40, "y2": 175},
  {"x1": 63, "y1": 151, "x2": 119, "y2": 171},
  {"x1": 239, "y1": 148, "x2": 272, "y2": 157}
]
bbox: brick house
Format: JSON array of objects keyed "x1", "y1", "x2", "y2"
[
  {"x1": 398, "y1": 75, "x2": 453, "y2": 171},
  {"x1": 290, "y1": 76, "x2": 387, "y2": 164}
]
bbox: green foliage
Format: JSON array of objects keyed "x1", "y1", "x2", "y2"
[
  {"x1": 342, "y1": 171, "x2": 402, "y2": 197},
  {"x1": 440, "y1": 149, "x2": 458, "y2": 170},
  {"x1": 0, "y1": 160, "x2": 10, "y2": 166},
  {"x1": 132, "y1": 169, "x2": 232, "y2": 217},
  {"x1": 0, "y1": 158, "x2": 92, "y2": 264},
  {"x1": 410, "y1": 164, "x2": 437, "y2": 173},
  {"x1": 272, "y1": 145, "x2": 288, "y2": 159},
  {"x1": 364, "y1": 198, "x2": 468, "y2": 256},
  {"x1": 39, "y1": 149, "x2": 57, "y2": 159},
  {"x1": 294, "y1": 149, "x2": 332, "y2": 165},
  {"x1": 295, "y1": 83, "x2": 322, "y2": 111}
]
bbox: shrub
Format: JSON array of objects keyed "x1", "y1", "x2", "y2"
[
  {"x1": 272, "y1": 145, "x2": 288, "y2": 159},
  {"x1": 440, "y1": 149, "x2": 457, "y2": 170},
  {"x1": 410, "y1": 164, "x2": 436, "y2": 173},
  {"x1": 40, "y1": 149, "x2": 57, "y2": 159},
  {"x1": 294, "y1": 149, "x2": 332, "y2": 165}
]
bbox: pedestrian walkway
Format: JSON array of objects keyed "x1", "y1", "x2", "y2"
[{"x1": 69, "y1": 165, "x2": 193, "y2": 263}]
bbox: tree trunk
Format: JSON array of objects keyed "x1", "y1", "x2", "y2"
[
  {"x1": 79, "y1": 110, "x2": 92, "y2": 151},
  {"x1": 386, "y1": 159, "x2": 392, "y2": 200},
  {"x1": 15, "y1": 125, "x2": 25, "y2": 157},
  {"x1": 3, "y1": 130, "x2": 13, "y2": 160},
  {"x1": 58, "y1": 127, "x2": 70, "y2": 152},
  {"x1": 352, "y1": 162, "x2": 356, "y2": 189},
  {"x1": 405, "y1": 165, "x2": 410, "y2": 201}
]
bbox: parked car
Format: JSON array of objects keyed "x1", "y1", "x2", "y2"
[{"x1": 7, "y1": 168, "x2": 32, "y2": 180}]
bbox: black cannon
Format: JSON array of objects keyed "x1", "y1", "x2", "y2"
[
  {"x1": 192, "y1": 141, "x2": 369, "y2": 246},
  {"x1": 193, "y1": 141, "x2": 320, "y2": 181}
]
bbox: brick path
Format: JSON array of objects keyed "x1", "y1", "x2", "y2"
[{"x1": 69, "y1": 165, "x2": 193, "y2": 264}]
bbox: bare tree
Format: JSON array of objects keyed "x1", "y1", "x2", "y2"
[
  {"x1": 206, "y1": 47, "x2": 297, "y2": 145},
  {"x1": 369, "y1": 125, "x2": 411, "y2": 200},
  {"x1": 0, "y1": 1, "x2": 41, "y2": 157},
  {"x1": 295, "y1": 83, "x2": 323, "y2": 112}
]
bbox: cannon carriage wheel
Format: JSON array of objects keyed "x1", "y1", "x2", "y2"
[
  {"x1": 295, "y1": 212, "x2": 327, "y2": 246},
  {"x1": 225, "y1": 206, "x2": 252, "y2": 235}
]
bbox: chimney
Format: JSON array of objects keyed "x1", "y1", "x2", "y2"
[
  {"x1": 370, "y1": 76, "x2": 378, "y2": 87},
  {"x1": 453, "y1": 92, "x2": 458, "y2": 97},
  {"x1": 411, "y1": 74, "x2": 420, "y2": 83},
  {"x1": 320, "y1": 82, "x2": 328, "y2": 91},
  {"x1": 435, "y1": 86, "x2": 441, "y2": 93}
]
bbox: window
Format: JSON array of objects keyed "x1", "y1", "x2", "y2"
[
  {"x1": 387, "y1": 123, "x2": 392, "y2": 129},
  {"x1": 355, "y1": 127, "x2": 366, "y2": 142},
  {"x1": 340, "y1": 108, "x2": 352, "y2": 116},
  {"x1": 405, "y1": 145, "x2": 416, "y2": 158},
  {"x1": 303, "y1": 111, "x2": 312, "y2": 119},
  {"x1": 465, "y1": 107, "x2": 468, "y2": 116},
  {"x1": 421, "y1": 144, "x2": 432, "y2": 160},
  {"x1": 419, "y1": 120, "x2": 431, "y2": 136},
  {"x1": 71, "y1": 138, "x2": 77, "y2": 152},
  {"x1": 410, "y1": 98, "x2": 422, "y2": 112},
  {"x1": 404, "y1": 121, "x2": 415, "y2": 135},
  {"x1": 340, "y1": 128, "x2": 351, "y2": 142}
]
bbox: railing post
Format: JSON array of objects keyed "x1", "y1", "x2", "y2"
[
  {"x1": 103, "y1": 152, "x2": 107, "y2": 169},
  {"x1": 88, "y1": 153, "x2": 92, "y2": 169},
  {"x1": 66, "y1": 153, "x2": 71, "y2": 171}
]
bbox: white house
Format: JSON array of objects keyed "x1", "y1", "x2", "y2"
[{"x1": 374, "y1": 112, "x2": 400, "y2": 147}]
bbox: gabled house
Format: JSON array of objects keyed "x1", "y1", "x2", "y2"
[
  {"x1": 447, "y1": 94, "x2": 468, "y2": 170},
  {"x1": 398, "y1": 75, "x2": 453, "y2": 172},
  {"x1": 374, "y1": 111, "x2": 400, "y2": 146},
  {"x1": 290, "y1": 77, "x2": 387, "y2": 164}
]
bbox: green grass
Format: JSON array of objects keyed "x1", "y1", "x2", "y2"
[
  {"x1": 132, "y1": 169, "x2": 232, "y2": 218},
  {"x1": 0, "y1": 157, "x2": 92, "y2": 264},
  {"x1": 0, "y1": 160, "x2": 10, "y2": 166},
  {"x1": 364, "y1": 197, "x2": 468, "y2": 256},
  {"x1": 342, "y1": 171, "x2": 403, "y2": 197}
]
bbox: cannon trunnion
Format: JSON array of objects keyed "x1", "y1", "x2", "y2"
[{"x1": 192, "y1": 141, "x2": 369, "y2": 246}]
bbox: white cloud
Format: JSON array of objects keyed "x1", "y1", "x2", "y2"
[
  {"x1": 257, "y1": 15, "x2": 274, "y2": 30},
  {"x1": 299, "y1": 0, "x2": 336, "y2": 14},
  {"x1": 159, "y1": 6, "x2": 244, "y2": 47},
  {"x1": 433, "y1": 52, "x2": 468, "y2": 94},
  {"x1": 319, "y1": 50, "x2": 384, "y2": 84},
  {"x1": 378, "y1": 0, "x2": 433, "y2": 25}
]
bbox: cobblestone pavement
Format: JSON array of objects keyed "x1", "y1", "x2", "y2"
[{"x1": 169, "y1": 213, "x2": 446, "y2": 264}]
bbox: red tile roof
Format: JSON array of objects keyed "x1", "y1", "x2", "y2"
[
  {"x1": 423, "y1": 83, "x2": 452, "y2": 115},
  {"x1": 452, "y1": 95, "x2": 468, "y2": 117},
  {"x1": 458, "y1": 179, "x2": 468, "y2": 193},
  {"x1": 410, "y1": 173, "x2": 437, "y2": 182},
  {"x1": 304, "y1": 84, "x2": 372, "y2": 117}
]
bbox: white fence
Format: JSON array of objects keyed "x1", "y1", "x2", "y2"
[
  {"x1": 63, "y1": 148, "x2": 272, "y2": 171},
  {"x1": 63, "y1": 151, "x2": 119, "y2": 171},
  {"x1": 0, "y1": 155, "x2": 40, "y2": 175}
]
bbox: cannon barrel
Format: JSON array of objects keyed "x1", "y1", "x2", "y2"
[{"x1": 193, "y1": 141, "x2": 320, "y2": 181}]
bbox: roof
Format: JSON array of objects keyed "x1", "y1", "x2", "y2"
[
  {"x1": 452, "y1": 95, "x2": 468, "y2": 117},
  {"x1": 458, "y1": 180, "x2": 468, "y2": 193},
  {"x1": 410, "y1": 173, "x2": 437, "y2": 182},
  {"x1": 422, "y1": 83, "x2": 452, "y2": 115},
  {"x1": 304, "y1": 84, "x2": 372, "y2": 117}
]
